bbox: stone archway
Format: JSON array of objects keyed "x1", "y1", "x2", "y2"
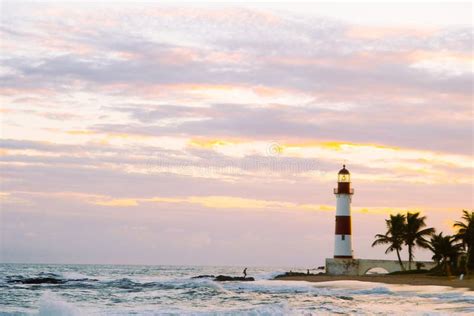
[
  {"x1": 357, "y1": 259, "x2": 408, "y2": 275},
  {"x1": 364, "y1": 267, "x2": 389, "y2": 275}
]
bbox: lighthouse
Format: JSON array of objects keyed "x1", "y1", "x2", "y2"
[{"x1": 333, "y1": 165, "x2": 354, "y2": 259}]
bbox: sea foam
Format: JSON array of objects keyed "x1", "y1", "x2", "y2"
[{"x1": 38, "y1": 292, "x2": 81, "y2": 316}]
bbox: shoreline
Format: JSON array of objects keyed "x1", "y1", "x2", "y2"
[{"x1": 274, "y1": 274, "x2": 474, "y2": 291}]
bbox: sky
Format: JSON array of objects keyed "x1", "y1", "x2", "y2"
[{"x1": 0, "y1": 1, "x2": 472, "y2": 267}]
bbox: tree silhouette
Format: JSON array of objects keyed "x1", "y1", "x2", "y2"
[
  {"x1": 454, "y1": 210, "x2": 474, "y2": 275},
  {"x1": 404, "y1": 212, "x2": 435, "y2": 270},
  {"x1": 428, "y1": 233, "x2": 461, "y2": 276},
  {"x1": 372, "y1": 213, "x2": 406, "y2": 270}
]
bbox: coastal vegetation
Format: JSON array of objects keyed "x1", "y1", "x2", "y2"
[
  {"x1": 454, "y1": 210, "x2": 474, "y2": 275},
  {"x1": 428, "y1": 233, "x2": 461, "y2": 276},
  {"x1": 404, "y1": 213, "x2": 435, "y2": 270},
  {"x1": 372, "y1": 210, "x2": 474, "y2": 276},
  {"x1": 372, "y1": 214, "x2": 406, "y2": 271}
]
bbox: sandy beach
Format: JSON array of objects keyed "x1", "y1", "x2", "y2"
[{"x1": 275, "y1": 274, "x2": 474, "y2": 291}]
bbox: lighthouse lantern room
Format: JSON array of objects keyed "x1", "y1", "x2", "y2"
[{"x1": 333, "y1": 165, "x2": 354, "y2": 259}]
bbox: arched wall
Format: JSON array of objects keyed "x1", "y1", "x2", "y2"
[{"x1": 326, "y1": 258, "x2": 437, "y2": 276}]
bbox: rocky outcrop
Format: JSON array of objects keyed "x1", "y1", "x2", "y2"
[
  {"x1": 9, "y1": 277, "x2": 66, "y2": 284},
  {"x1": 191, "y1": 275, "x2": 215, "y2": 279},
  {"x1": 7, "y1": 274, "x2": 98, "y2": 285},
  {"x1": 214, "y1": 275, "x2": 254, "y2": 281},
  {"x1": 273, "y1": 272, "x2": 322, "y2": 279}
]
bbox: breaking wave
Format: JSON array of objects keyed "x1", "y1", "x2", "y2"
[{"x1": 37, "y1": 293, "x2": 81, "y2": 316}]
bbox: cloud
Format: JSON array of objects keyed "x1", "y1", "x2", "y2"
[
  {"x1": 3, "y1": 47, "x2": 471, "y2": 97},
  {"x1": 93, "y1": 102, "x2": 472, "y2": 155},
  {"x1": 5, "y1": 189, "x2": 452, "y2": 217},
  {"x1": 2, "y1": 3, "x2": 471, "y2": 160},
  {"x1": 1, "y1": 127, "x2": 472, "y2": 193},
  {"x1": 2, "y1": 3, "x2": 472, "y2": 99},
  {"x1": 345, "y1": 25, "x2": 439, "y2": 40}
]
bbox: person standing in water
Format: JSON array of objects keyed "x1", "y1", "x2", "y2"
[{"x1": 243, "y1": 268, "x2": 247, "y2": 278}]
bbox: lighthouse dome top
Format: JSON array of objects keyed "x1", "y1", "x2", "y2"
[{"x1": 338, "y1": 164, "x2": 350, "y2": 175}]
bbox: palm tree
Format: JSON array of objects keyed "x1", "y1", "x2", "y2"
[
  {"x1": 372, "y1": 213, "x2": 406, "y2": 271},
  {"x1": 404, "y1": 212, "x2": 435, "y2": 270},
  {"x1": 428, "y1": 233, "x2": 462, "y2": 276},
  {"x1": 454, "y1": 210, "x2": 474, "y2": 275}
]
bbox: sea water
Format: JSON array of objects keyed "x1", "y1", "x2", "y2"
[{"x1": 0, "y1": 263, "x2": 473, "y2": 315}]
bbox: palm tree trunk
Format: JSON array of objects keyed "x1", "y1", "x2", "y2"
[
  {"x1": 396, "y1": 249, "x2": 405, "y2": 271},
  {"x1": 465, "y1": 248, "x2": 471, "y2": 276},
  {"x1": 444, "y1": 257, "x2": 452, "y2": 277},
  {"x1": 408, "y1": 245, "x2": 413, "y2": 270}
]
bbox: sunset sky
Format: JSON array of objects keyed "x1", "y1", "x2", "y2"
[{"x1": 0, "y1": 1, "x2": 472, "y2": 266}]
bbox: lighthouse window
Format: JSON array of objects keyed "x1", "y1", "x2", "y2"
[
  {"x1": 338, "y1": 173, "x2": 350, "y2": 183},
  {"x1": 341, "y1": 235, "x2": 345, "y2": 240}
]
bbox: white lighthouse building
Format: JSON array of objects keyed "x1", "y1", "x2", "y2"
[{"x1": 333, "y1": 165, "x2": 354, "y2": 259}]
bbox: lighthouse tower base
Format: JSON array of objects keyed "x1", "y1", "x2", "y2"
[{"x1": 325, "y1": 258, "x2": 436, "y2": 276}]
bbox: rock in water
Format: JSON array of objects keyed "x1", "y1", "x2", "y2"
[
  {"x1": 214, "y1": 275, "x2": 255, "y2": 282},
  {"x1": 13, "y1": 277, "x2": 65, "y2": 284},
  {"x1": 273, "y1": 271, "x2": 319, "y2": 279},
  {"x1": 191, "y1": 275, "x2": 215, "y2": 279}
]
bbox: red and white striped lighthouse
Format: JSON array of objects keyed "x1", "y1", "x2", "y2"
[{"x1": 333, "y1": 165, "x2": 354, "y2": 259}]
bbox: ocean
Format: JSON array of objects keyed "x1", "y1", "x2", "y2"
[{"x1": 0, "y1": 263, "x2": 473, "y2": 315}]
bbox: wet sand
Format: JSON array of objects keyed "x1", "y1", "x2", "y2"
[{"x1": 275, "y1": 274, "x2": 474, "y2": 291}]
